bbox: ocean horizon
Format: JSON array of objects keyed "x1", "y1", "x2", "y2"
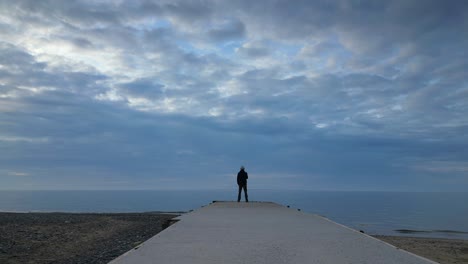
[{"x1": 1, "y1": 190, "x2": 467, "y2": 240}]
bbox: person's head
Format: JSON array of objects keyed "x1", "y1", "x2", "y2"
[{"x1": 240, "y1": 166, "x2": 245, "y2": 171}]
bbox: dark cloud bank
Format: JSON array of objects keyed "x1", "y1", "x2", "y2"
[{"x1": 0, "y1": 0, "x2": 467, "y2": 191}]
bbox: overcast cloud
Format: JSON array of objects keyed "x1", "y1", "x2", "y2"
[{"x1": 1, "y1": 0, "x2": 467, "y2": 191}]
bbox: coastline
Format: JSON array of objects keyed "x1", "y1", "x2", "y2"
[{"x1": 0, "y1": 212, "x2": 467, "y2": 264}]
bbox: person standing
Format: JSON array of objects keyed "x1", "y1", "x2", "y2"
[{"x1": 237, "y1": 166, "x2": 249, "y2": 202}]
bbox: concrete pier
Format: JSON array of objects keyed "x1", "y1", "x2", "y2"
[{"x1": 110, "y1": 201, "x2": 435, "y2": 264}]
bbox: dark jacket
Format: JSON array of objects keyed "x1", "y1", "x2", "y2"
[{"x1": 237, "y1": 169, "x2": 248, "y2": 186}]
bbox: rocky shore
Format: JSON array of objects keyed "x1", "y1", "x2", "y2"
[{"x1": 0, "y1": 212, "x2": 178, "y2": 264}]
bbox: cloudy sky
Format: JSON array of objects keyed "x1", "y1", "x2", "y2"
[{"x1": 1, "y1": 0, "x2": 467, "y2": 191}]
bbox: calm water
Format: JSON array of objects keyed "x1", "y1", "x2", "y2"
[{"x1": 1, "y1": 190, "x2": 467, "y2": 239}]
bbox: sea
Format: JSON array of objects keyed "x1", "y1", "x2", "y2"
[{"x1": 1, "y1": 190, "x2": 467, "y2": 240}]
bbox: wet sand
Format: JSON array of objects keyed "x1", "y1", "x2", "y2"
[
  {"x1": 373, "y1": 235, "x2": 468, "y2": 264},
  {"x1": 0, "y1": 212, "x2": 467, "y2": 264}
]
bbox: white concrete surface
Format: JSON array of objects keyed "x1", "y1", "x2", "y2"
[{"x1": 110, "y1": 201, "x2": 436, "y2": 264}]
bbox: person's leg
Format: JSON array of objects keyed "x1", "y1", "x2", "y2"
[
  {"x1": 244, "y1": 185, "x2": 248, "y2": 202},
  {"x1": 237, "y1": 185, "x2": 242, "y2": 202}
]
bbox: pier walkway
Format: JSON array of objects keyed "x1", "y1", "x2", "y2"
[{"x1": 110, "y1": 201, "x2": 435, "y2": 264}]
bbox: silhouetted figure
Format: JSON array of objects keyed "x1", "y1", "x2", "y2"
[{"x1": 237, "y1": 166, "x2": 248, "y2": 202}]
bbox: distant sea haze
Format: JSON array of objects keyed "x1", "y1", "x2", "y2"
[{"x1": 1, "y1": 190, "x2": 467, "y2": 240}]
